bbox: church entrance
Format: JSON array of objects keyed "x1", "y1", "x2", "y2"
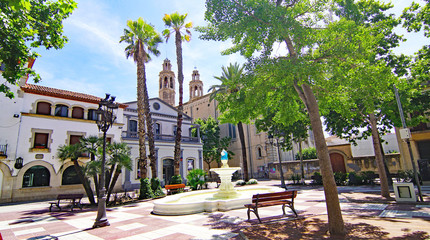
[
  {"x1": 329, "y1": 152, "x2": 346, "y2": 173},
  {"x1": 163, "y1": 159, "x2": 174, "y2": 185}
]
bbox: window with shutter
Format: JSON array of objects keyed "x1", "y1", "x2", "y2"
[
  {"x1": 34, "y1": 133, "x2": 49, "y2": 148},
  {"x1": 36, "y1": 102, "x2": 51, "y2": 115}
]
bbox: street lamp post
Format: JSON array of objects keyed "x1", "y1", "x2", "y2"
[
  {"x1": 268, "y1": 134, "x2": 287, "y2": 189},
  {"x1": 93, "y1": 93, "x2": 118, "y2": 228}
]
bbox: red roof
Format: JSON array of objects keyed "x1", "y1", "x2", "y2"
[{"x1": 21, "y1": 84, "x2": 128, "y2": 108}]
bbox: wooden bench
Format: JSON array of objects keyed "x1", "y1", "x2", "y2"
[
  {"x1": 244, "y1": 190, "x2": 298, "y2": 223},
  {"x1": 49, "y1": 194, "x2": 84, "y2": 212},
  {"x1": 165, "y1": 184, "x2": 186, "y2": 195}
]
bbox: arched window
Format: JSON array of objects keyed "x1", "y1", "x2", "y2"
[
  {"x1": 164, "y1": 77, "x2": 168, "y2": 88},
  {"x1": 23, "y1": 165, "x2": 50, "y2": 187},
  {"x1": 72, "y1": 107, "x2": 84, "y2": 119},
  {"x1": 62, "y1": 166, "x2": 81, "y2": 185},
  {"x1": 170, "y1": 77, "x2": 173, "y2": 88},
  {"x1": 55, "y1": 104, "x2": 68, "y2": 117},
  {"x1": 88, "y1": 109, "x2": 98, "y2": 120},
  {"x1": 257, "y1": 147, "x2": 263, "y2": 158},
  {"x1": 36, "y1": 102, "x2": 51, "y2": 115}
]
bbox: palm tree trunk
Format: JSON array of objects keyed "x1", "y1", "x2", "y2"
[
  {"x1": 296, "y1": 82, "x2": 345, "y2": 236},
  {"x1": 72, "y1": 159, "x2": 96, "y2": 205},
  {"x1": 90, "y1": 152, "x2": 100, "y2": 198},
  {"x1": 141, "y1": 61, "x2": 157, "y2": 178},
  {"x1": 106, "y1": 165, "x2": 115, "y2": 190},
  {"x1": 174, "y1": 31, "x2": 184, "y2": 176},
  {"x1": 107, "y1": 167, "x2": 121, "y2": 205},
  {"x1": 237, "y1": 122, "x2": 249, "y2": 181},
  {"x1": 369, "y1": 113, "x2": 390, "y2": 198},
  {"x1": 137, "y1": 47, "x2": 148, "y2": 179}
]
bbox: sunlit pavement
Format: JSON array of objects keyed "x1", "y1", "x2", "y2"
[{"x1": 0, "y1": 181, "x2": 429, "y2": 239}]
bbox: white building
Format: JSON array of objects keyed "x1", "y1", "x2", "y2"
[
  {"x1": 121, "y1": 98, "x2": 203, "y2": 188},
  {"x1": 0, "y1": 62, "x2": 203, "y2": 202}
]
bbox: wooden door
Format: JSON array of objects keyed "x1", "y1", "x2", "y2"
[{"x1": 329, "y1": 153, "x2": 346, "y2": 173}]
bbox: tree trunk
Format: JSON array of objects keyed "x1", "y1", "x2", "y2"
[
  {"x1": 141, "y1": 59, "x2": 157, "y2": 179},
  {"x1": 106, "y1": 164, "x2": 115, "y2": 190},
  {"x1": 299, "y1": 139, "x2": 305, "y2": 184},
  {"x1": 174, "y1": 30, "x2": 184, "y2": 176},
  {"x1": 369, "y1": 113, "x2": 390, "y2": 198},
  {"x1": 72, "y1": 159, "x2": 96, "y2": 205},
  {"x1": 107, "y1": 167, "x2": 121, "y2": 205},
  {"x1": 90, "y1": 152, "x2": 100, "y2": 198},
  {"x1": 237, "y1": 122, "x2": 249, "y2": 181},
  {"x1": 137, "y1": 47, "x2": 148, "y2": 179},
  {"x1": 297, "y1": 83, "x2": 345, "y2": 236}
]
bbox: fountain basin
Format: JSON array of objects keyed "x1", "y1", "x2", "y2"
[{"x1": 152, "y1": 186, "x2": 283, "y2": 215}]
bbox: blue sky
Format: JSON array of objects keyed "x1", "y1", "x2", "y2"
[{"x1": 31, "y1": 0, "x2": 427, "y2": 104}]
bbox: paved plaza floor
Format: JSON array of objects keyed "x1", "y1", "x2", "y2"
[{"x1": 0, "y1": 181, "x2": 429, "y2": 239}]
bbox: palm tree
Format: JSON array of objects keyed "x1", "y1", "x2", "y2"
[
  {"x1": 57, "y1": 143, "x2": 96, "y2": 205},
  {"x1": 209, "y1": 63, "x2": 249, "y2": 181},
  {"x1": 106, "y1": 142, "x2": 132, "y2": 204},
  {"x1": 120, "y1": 18, "x2": 162, "y2": 179},
  {"x1": 162, "y1": 12, "x2": 192, "y2": 176},
  {"x1": 80, "y1": 136, "x2": 102, "y2": 197}
]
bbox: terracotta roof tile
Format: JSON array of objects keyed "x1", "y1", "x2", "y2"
[{"x1": 21, "y1": 84, "x2": 128, "y2": 108}]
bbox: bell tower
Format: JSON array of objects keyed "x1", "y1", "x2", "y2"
[
  {"x1": 159, "y1": 59, "x2": 176, "y2": 106},
  {"x1": 189, "y1": 69, "x2": 203, "y2": 101}
]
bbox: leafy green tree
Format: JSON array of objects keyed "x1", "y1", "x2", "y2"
[
  {"x1": 193, "y1": 117, "x2": 233, "y2": 177},
  {"x1": 197, "y1": 0, "x2": 391, "y2": 235},
  {"x1": 106, "y1": 142, "x2": 132, "y2": 204},
  {"x1": 120, "y1": 18, "x2": 162, "y2": 179},
  {"x1": 210, "y1": 63, "x2": 249, "y2": 181},
  {"x1": 57, "y1": 143, "x2": 96, "y2": 205},
  {"x1": 0, "y1": 0, "x2": 76, "y2": 98},
  {"x1": 162, "y1": 12, "x2": 192, "y2": 176},
  {"x1": 255, "y1": 106, "x2": 310, "y2": 184}
]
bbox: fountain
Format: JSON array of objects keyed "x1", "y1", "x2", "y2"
[
  {"x1": 210, "y1": 149, "x2": 241, "y2": 199},
  {"x1": 152, "y1": 150, "x2": 282, "y2": 215}
]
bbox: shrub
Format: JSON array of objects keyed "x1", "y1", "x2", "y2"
[
  {"x1": 151, "y1": 178, "x2": 165, "y2": 197},
  {"x1": 360, "y1": 171, "x2": 376, "y2": 185},
  {"x1": 295, "y1": 147, "x2": 317, "y2": 160},
  {"x1": 311, "y1": 172, "x2": 323, "y2": 185},
  {"x1": 139, "y1": 178, "x2": 154, "y2": 200},
  {"x1": 170, "y1": 175, "x2": 182, "y2": 184},
  {"x1": 236, "y1": 180, "x2": 246, "y2": 186},
  {"x1": 246, "y1": 179, "x2": 258, "y2": 185},
  {"x1": 290, "y1": 174, "x2": 301, "y2": 185},
  {"x1": 348, "y1": 172, "x2": 363, "y2": 185},
  {"x1": 334, "y1": 172, "x2": 347, "y2": 186},
  {"x1": 397, "y1": 170, "x2": 422, "y2": 184},
  {"x1": 186, "y1": 169, "x2": 207, "y2": 190}
]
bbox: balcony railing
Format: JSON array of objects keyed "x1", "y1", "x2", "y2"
[
  {"x1": 0, "y1": 144, "x2": 7, "y2": 157},
  {"x1": 122, "y1": 131, "x2": 199, "y2": 143}
]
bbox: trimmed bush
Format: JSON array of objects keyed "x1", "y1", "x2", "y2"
[
  {"x1": 334, "y1": 172, "x2": 347, "y2": 186},
  {"x1": 246, "y1": 179, "x2": 258, "y2": 185},
  {"x1": 348, "y1": 172, "x2": 363, "y2": 185},
  {"x1": 170, "y1": 175, "x2": 182, "y2": 184},
  {"x1": 139, "y1": 178, "x2": 154, "y2": 199},
  {"x1": 186, "y1": 169, "x2": 207, "y2": 190},
  {"x1": 397, "y1": 170, "x2": 422, "y2": 184},
  {"x1": 236, "y1": 180, "x2": 246, "y2": 186},
  {"x1": 360, "y1": 171, "x2": 376, "y2": 185},
  {"x1": 151, "y1": 178, "x2": 165, "y2": 197},
  {"x1": 311, "y1": 172, "x2": 323, "y2": 185},
  {"x1": 295, "y1": 147, "x2": 317, "y2": 160}
]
